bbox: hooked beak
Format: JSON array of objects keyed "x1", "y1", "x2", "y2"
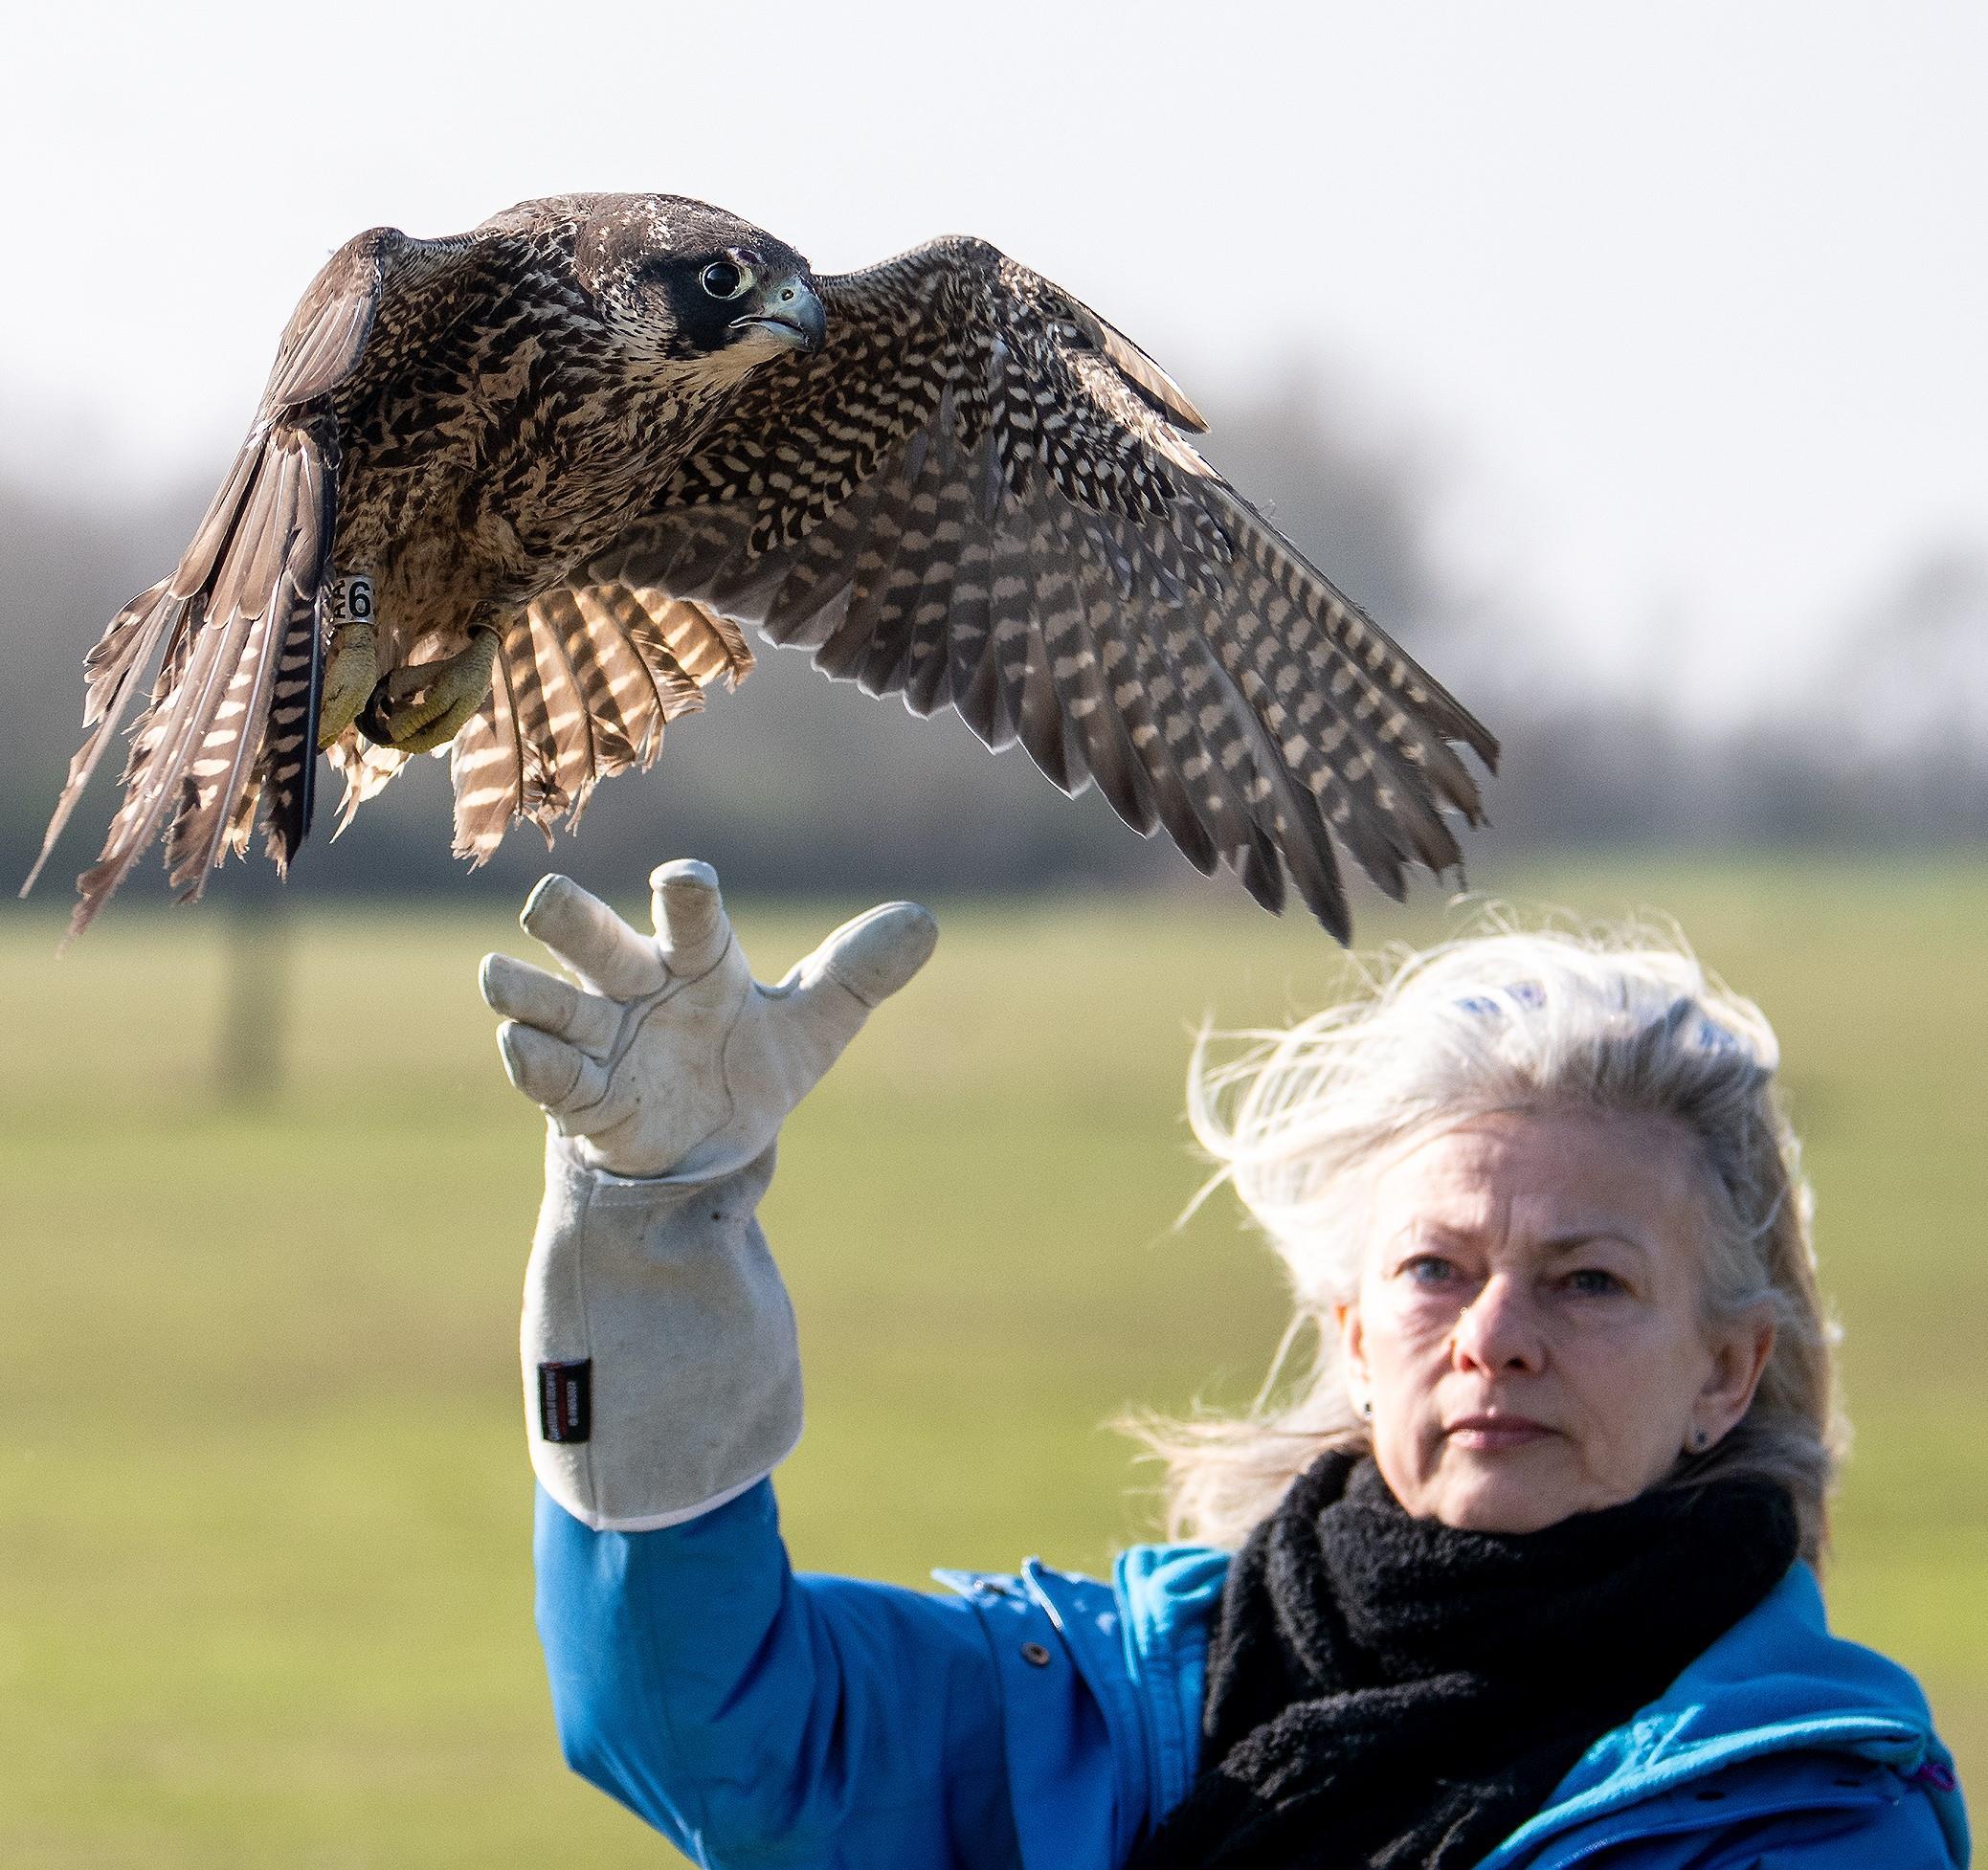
[{"x1": 731, "y1": 274, "x2": 826, "y2": 354}]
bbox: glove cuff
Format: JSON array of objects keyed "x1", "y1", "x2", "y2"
[{"x1": 521, "y1": 1133, "x2": 803, "y2": 1531}]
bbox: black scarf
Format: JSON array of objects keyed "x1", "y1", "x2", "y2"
[{"x1": 1125, "y1": 1452, "x2": 1798, "y2": 1870}]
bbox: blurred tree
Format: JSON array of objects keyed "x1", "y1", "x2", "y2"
[{"x1": 212, "y1": 857, "x2": 292, "y2": 1102}]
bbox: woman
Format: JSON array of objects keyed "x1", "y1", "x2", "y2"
[{"x1": 481, "y1": 860, "x2": 1967, "y2": 1870}]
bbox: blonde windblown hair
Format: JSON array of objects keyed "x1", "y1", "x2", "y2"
[{"x1": 1131, "y1": 916, "x2": 1843, "y2": 1563}]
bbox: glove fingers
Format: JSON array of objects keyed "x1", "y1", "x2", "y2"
[
  {"x1": 648, "y1": 859, "x2": 730, "y2": 980},
  {"x1": 522, "y1": 874, "x2": 664, "y2": 1000},
  {"x1": 815, "y1": 902, "x2": 939, "y2": 1008},
  {"x1": 480, "y1": 953, "x2": 620, "y2": 1056},
  {"x1": 783, "y1": 902, "x2": 938, "y2": 1048},
  {"x1": 497, "y1": 1021, "x2": 611, "y2": 1114}
]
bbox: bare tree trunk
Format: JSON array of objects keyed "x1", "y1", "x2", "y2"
[{"x1": 214, "y1": 859, "x2": 292, "y2": 1102}]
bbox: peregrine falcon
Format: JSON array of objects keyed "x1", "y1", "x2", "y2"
[{"x1": 28, "y1": 193, "x2": 1498, "y2": 941}]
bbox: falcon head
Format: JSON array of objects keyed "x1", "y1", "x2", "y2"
[{"x1": 573, "y1": 194, "x2": 825, "y2": 367}]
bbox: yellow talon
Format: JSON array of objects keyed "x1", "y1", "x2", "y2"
[
  {"x1": 316, "y1": 623, "x2": 379, "y2": 751},
  {"x1": 356, "y1": 625, "x2": 502, "y2": 753}
]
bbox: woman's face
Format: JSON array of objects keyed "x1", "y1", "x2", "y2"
[{"x1": 1337, "y1": 1107, "x2": 1775, "y2": 1533}]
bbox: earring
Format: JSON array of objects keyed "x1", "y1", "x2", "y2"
[
  {"x1": 1689, "y1": 1427, "x2": 1710, "y2": 1453},
  {"x1": 1359, "y1": 1399, "x2": 1374, "y2": 1421}
]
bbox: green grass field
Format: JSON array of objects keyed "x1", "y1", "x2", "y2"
[{"x1": 2, "y1": 857, "x2": 1982, "y2": 1864}]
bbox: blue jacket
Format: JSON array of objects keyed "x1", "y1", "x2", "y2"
[{"x1": 535, "y1": 1480, "x2": 1968, "y2": 1869}]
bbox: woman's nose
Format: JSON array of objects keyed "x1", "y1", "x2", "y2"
[{"x1": 1449, "y1": 1275, "x2": 1546, "y2": 1374}]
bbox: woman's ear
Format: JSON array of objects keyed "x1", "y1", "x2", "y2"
[
  {"x1": 1336, "y1": 1298, "x2": 1369, "y2": 1401},
  {"x1": 1694, "y1": 1307, "x2": 1776, "y2": 1449}
]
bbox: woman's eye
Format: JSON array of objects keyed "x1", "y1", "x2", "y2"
[
  {"x1": 701, "y1": 260, "x2": 748, "y2": 300},
  {"x1": 1562, "y1": 1268, "x2": 1623, "y2": 1298},
  {"x1": 1402, "y1": 1255, "x2": 1461, "y2": 1287}
]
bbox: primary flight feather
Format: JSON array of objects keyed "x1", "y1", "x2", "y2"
[{"x1": 28, "y1": 192, "x2": 1499, "y2": 942}]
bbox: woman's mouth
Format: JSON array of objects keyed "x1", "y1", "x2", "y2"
[{"x1": 1443, "y1": 1414, "x2": 1554, "y2": 1451}]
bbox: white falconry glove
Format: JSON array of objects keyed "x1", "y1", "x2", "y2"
[{"x1": 480, "y1": 859, "x2": 938, "y2": 1531}]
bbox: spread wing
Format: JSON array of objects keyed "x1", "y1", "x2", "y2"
[
  {"x1": 24, "y1": 227, "x2": 467, "y2": 939},
  {"x1": 581, "y1": 237, "x2": 1499, "y2": 937}
]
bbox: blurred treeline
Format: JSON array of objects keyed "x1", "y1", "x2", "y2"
[{"x1": 5, "y1": 371, "x2": 1983, "y2": 912}]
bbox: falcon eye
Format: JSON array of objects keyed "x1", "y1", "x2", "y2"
[{"x1": 701, "y1": 260, "x2": 748, "y2": 300}]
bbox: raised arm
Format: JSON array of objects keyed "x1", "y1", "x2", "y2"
[
  {"x1": 533, "y1": 1480, "x2": 1021, "y2": 1866},
  {"x1": 481, "y1": 864, "x2": 1024, "y2": 1867}
]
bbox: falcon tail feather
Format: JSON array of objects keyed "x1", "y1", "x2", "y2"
[
  {"x1": 446, "y1": 589, "x2": 739, "y2": 864},
  {"x1": 539, "y1": 592, "x2": 638, "y2": 768},
  {"x1": 258, "y1": 539, "x2": 330, "y2": 869},
  {"x1": 524, "y1": 604, "x2": 605, "y2": 815},
  {"x1": 450, "y1": 640, "x2": 536, "y2": 864}
]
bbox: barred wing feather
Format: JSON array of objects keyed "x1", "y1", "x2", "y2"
[
  {"x1": 594, "y1": 238, "x2": 1497, "y2": 938},
  {"x1": 23, "y1": 228, "x2": 429, "y2": 939}
]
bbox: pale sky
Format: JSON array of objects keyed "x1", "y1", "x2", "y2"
[{"x1": 6, "y1": 0, "x2": 1983, "y2": 723}]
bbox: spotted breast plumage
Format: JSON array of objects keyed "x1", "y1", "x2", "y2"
[{"x1": 28, "y1": 191, "x2": 1499, "y2": 941}]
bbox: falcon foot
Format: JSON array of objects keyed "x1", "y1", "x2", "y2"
[
  {"x1": 357, "y1": 626, "x2": 501, "y2": 753},
  {"x1": 316, "y1": 623, "x2": 379, "y2": 751}
]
